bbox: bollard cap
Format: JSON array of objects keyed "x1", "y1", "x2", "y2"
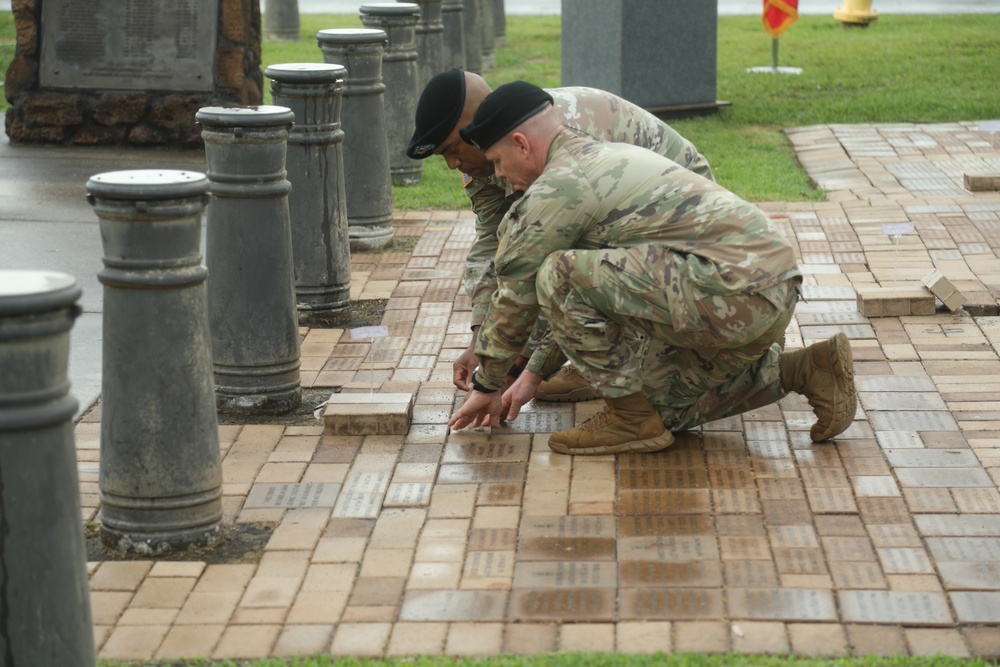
[
  {"x1": 360, "y1": 2, "x2": 420, "y2": 15},
  {"x1": 265, "y1": 62, "x2": 348, "y2": 84},
  {"x1": 195, "y1": 105, "x2": 296, "y2": 128},
  {"x1": 0, "y1": 270, "x2": 81, "y2": 316},
  {"x1": 317, "y1": 28, "x2": 388, "y2": 45},
  {"x1": 86, "y1": 169, "x2": 209, "y2": 201}
]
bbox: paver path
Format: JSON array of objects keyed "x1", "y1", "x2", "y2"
[{"x1": 82, "y1": 122, "x2": 1000, "y2": 660}]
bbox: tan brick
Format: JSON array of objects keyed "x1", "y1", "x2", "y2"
[
  {"x1": 194, "y1": 564, "x2": 256, "y2": 592},
  {"x1": 89, "y1": 560, "x2": 153, "y2": 591},
  {"x1": 273, "y1": 624, "x2": 335, "y2": 657},
  {"x1": 616, "y1": 621, "x2": 672, "y2": 653},
  {"x1": 148, "y1": 561, "x2": 206, "y2": 578},
  {"x1": 331, "y1": 622, "x2": 392, "y2": 656},
  {"x1": 174, "y1": 591, "x2": 241, "y2": 625},
  {"x1": 386, "y1": 622, "x2": 448, "y2": 656},
  {"x1": 130, "y1": 577, "x2": 197, "y2": 609},
  {"x1": 964, "y1": 171, "x2": 1000, "y2": 191},
  {"x1": 788, "y1": 623, "x2": 849, "y2": 657},
  {"x1": 922, "y1": 269, "x2": 967, "y2": 311},
  {"x1": 446, "y1": 622, "x2": 504, "y2": 656},
  {"x1": 89, "y1": 591, "x2": 133, "y2": 625},
  {"x1": 118, "y1": 607, "x2": 179, "y2": 625},
  {"x1": 503, "y1": 623, "x2": 558, "y2": 654},
  {"x1": 560, "y1": 623, "x2": 616, "y2": 652},
  {"x1": 286, "y1": 591, "x2": 350, "y2": 624},
  {"x1": 732, "y1": 621, "x2": 789, "y2": 655},
  {"x1": 846, "y1": 624, "x2": 906, "y2": 657},
  {"x1": 675, "y1": 621, "x2": 730, "y2": 654},
  {"x1": 906, "y1": 628, "x2": 970, "y2": 657},
  {"x1": 212, "y1": 624, "x2": 282, "y2": 659},
  {"x1": 324, "y1": 392, "x2": 414, "y2": 435},
  {"x1": 99, "y1": 624, "x2": 169, "y2": 661},
  {"x1": 155, "y1": 624, "x2": 225, "y2": 660}
]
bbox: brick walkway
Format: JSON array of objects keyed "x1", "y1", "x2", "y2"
[{"x1": 81, "y1": 122, "x2": 1000, "y2": 661}]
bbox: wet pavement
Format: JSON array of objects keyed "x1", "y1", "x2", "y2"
[{"x1": 58, "y1": 120, "x2": 1000, "y2": 660}]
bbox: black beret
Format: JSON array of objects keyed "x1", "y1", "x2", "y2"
[
  {"x1": 459, "y1": 81, "x2": 554, "y2": 152},
  {"x1": 406, "y1": 68, "x2": 466, "y2": 159}
]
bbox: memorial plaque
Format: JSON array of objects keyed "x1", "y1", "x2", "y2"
[
  {"x1": 878, "y1": 547, "x2": 935, "y2": 574},
  {"x1": 244, "y1": 483, "x2": 341, "y2": 509},
  {"x1": 800, "y1": 324, "x2": 876, "y2": 340},
  {"x1": 800, "y1": 467, "x2": 850, "y2": 488},
  {"x1": 885, "y1": 449, "x2": 978, "y2": 468},
  {"x1": 512, "y1": 561, "x2": 617, "y2": 588},
  {"x1": 728, "y1": 588, "x2": 837, "y2": 621},
  {"x1": 619, "y1": 588, "x2": 724, "y2": 620},
  {"x1": 618, "y1": 535, "x2": 720, "y2": 562},
  {"x1": 468, "y1": 528, "x2": 518, "y2": 551},
  {"x1": 773, "y1": 548, "x2": 827, "y2": 575},
  {"x1": 829, "y1": 561, "x2": 887, "y2": 589},
  {"x1": 722, "y1": 561, "x2": 778, "y2": 588},
  {"x1": 708, "y1": 468, "x2": 754, "y2": 489},
  {"x1": 753, "y1": 458, "x2": 799, "y2": 478},
  {"x1": 822, "y1": 536, "x2": 876, "y2": 562},
  {"x1": 719, "y1": 536, "x2": 771, "y2": 560},
  {"x1": 875, "y1": 430, "x2": 923, "y2": 449},
  {"x1": 518, "y1": 536, "x2": 616, "y2": 562},
  {"x1": 762, "y1": 500, "x2": 813, "y2": 525},
  {"x1": 333, "y1": 471, "x2": 390, "y2": 518},
  {"x1": 860, "y1": 391, "x2": 947, "y2": 412},
  {"x1": 502, "y1": 411, "x2": 571, "y2": 433},
  {"x1": 744, "y1": 421, "x2": 787, "y2": 442},
  {"x1": 510, "y1": 588, "x2": 615, "y2": 621},
  {"x1": 713, "y1": 490, "x2": 761, "y2": 514},
  {"x1": 620, "y1": 561, "x2": 723, "y2": 588},
  {"x1": 757, "y1": 479, "x2": 806, "y2": 501},
  {"x1": 436, "y1": 462, "x2": 526, "y2": 484},
  {"x1": 839, "y1": 590, "x2": 953, "y2": 626},
  {"x1": 619, "y1": 447, "x2": 705, "y2": 470},
  {"x1": 769, "y1": 525, "x2": 819, "y2": 549},
  {"x1": 927, "y1": 537, "x2": 1000, "y2": 563},
  {"x1": 399, "y1": 589, "x2": 507, "y2": 621},
  {"x1": 464, "y1": 550, "x2": 515, "y2": 579},
  {"x1": 716, "y1": 514, "x2": 766, "y2": 537},
  {"x1": 796, "y1": 312, "x2": 869, "y2": 326},
  {"x1": 478, "y1": 483, "x2": 523, "y2": 506},
  {"x1": 856, "y1": 375, "x2": 937, "y2": 393},
  {"x1": 41, "y1": 0, "x2": 217, "y2": 91},
  {"x1": 895, "y1": 467, "x2": 993, "y2": 488},
  {"x1": 952, "y1": 488, "x2": 1000, "y2": 513},
  {"x1": 617, "y1": 515, "x2": 712, "y2": 537},
  {"x1": 443, "y1": 441, "x2": 530, "y2": 463},
  {"x1": 705, "y1": 451, "x2": 750, "y2": 469},
  {"x1": 746, "y1": 439, "x2": 792, "y2": 459},
  {"x1": 383, "y1": 482, "x2": 431, "y2": 507},
  {"x1": 951, "y1": 592, "x2": 1000, "y2": 623},
  {"x1": 939, "y1": 562, "x2": 1000, "y2": 591},
  {"x1": 520, "y1": 515, "x2": 615, "y2": 539},
  {"x1": 794, "y1": 299, "x2": 858, "y2": 313},
  {"x1": 618, "y1": 489, "x2": 711, "y2": 515},
  {"x1": 619, "y1": 467, "x2": 709, "y2": 489},
  {"x1": 869, "y1": 411, "x2": 959, "y2": 432}
]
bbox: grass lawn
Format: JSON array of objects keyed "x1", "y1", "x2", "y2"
[{"x1": 1, "y1": 13, "x2": 997, "y2": 206}]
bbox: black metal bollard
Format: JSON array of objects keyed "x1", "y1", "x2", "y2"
[
  {"x1": 441, "y1": 0, "x2": 466, "y2": 69},
  {"x1": 266, "y1": 63, "x2": 352, "y2": 328},
  {"x1": 479, "y1": 0, "x2": 495, "y2": 69},
  {"x1": 462, "y1": 0, "x2": 483, "y2": 73},
  {"x1": 408, "y1": 0, "x2": 445, "y2": 92},
  {"x1": 87, "y1": 169, "x2": 224, "y2": 554},
  {"x1": 196, "y1": 107, "x2": 304, "y2": 415},
  {"x1": 361, "y1": 3, "x2": 423, "y2": 186},
  {"x1": 493, "y1": 0, "x2": 506, "y2": 48},
  {"x1": 317, "y1": 28, "x2": 395, "y2": 251},
  {"x1": 0, "y1": 270, "x2": 95, "y2": 666}
]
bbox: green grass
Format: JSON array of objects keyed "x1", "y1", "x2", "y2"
[
  {"x1": 96, "y1": 651, "x2": 997, "y2": 667},
  {"x1": 2, "y1": 12, "x2": 997, "y2": 206}
]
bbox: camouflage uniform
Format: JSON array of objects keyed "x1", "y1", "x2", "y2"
[
  {"x1": 474, "y1": 131, "x2": 802, "y2": 432},
  {"x1": 464, "y1": 87, "x2": 714, "y2": 328}
]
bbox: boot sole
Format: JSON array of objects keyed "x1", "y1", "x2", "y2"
[
  {"x1": 549, "y1": 431, "x2": 675, "y2": 456},
  {"x1": 811, "y1": 332, "x2": 857, "y2": 442},
  {"x1": 534, "y1": 387, "x2": 601, "y2": 403}
]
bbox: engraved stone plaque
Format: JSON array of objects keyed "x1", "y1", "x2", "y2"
[
  {"x1": 928, "y1": 537, "x2": 1000, "y2": 563},
  {"x1": 619, "y1": 561, "x2": 723, "y2": 588},
  {"x1": 916, "y1": 514, "x2": 1000, "y2": 537},
  {"x1": 437, "y1": 462, "x2": 526, "y2": 484},
  {"x1": 510, "y1": 589, "x2": 615, "y2": 621},
  {"x1": 464, "y1": 551, "x2": 515, "y2": 579},
  {"x1": 728, "y1": 588, "x2": 837, "y2": 621},
  {"x1": 869, "y1": 411, "x2": 958, "y2": 432},
  {"x1": 951, "y1": 591, "x2": 1000, "y2": 623},
  {"x1": 443, "y1": 441, "x2": 530, "y2": 463},
  {"x1": 502, "y1": 411, "x2": 571, "y2": 433},
  {"x1": 618, "y1": 535, "x2": 720, "y2": 562},
  {"x1": 513, "y1": 561, "x2": 617, "y2": 588},
  {"x1": 618, "y1": 489, "x2": 711, "y2": 515},
  {"x1": 468, "y1": 528, "x2": 518, "y2": 551},
  {"x1": 244, "y1": 482, "x2": 340, "y2": 509},
  {"x1": 939, "y1": 562, "x2": 1000, "y2": 591},
  {"x1": 856, "y1": 375, "x2": 937, "y2": 392},
  {"x1": 619, "y1": 467, "x2": 709, "y2": 489},
  {"x1": 399, "y1": 589, "x2": 508, "y2": 621},
  {"x1": 383, "y1": 482, "x2": 431, "y2": 507},
  {"x1": 520, "y1": 515, "x2": 616, "y2": 539},
  {"x1": 839, "y1": 590, "x2": 953, "y2": 626},
  {"x1": 619, "y1": 588, "x2": 724, "y2": 620},
  {"x1": 478, "y1": 483, "x2": 523, "y2": 506},
  {"x1": 333, "y1": 471, "x2": 390, "y2": 518},
  {"x1": 41, "y1": 0, "x2": 217, "y2": 91},
  {"x1": 800, "y1": 324, "x2": 876, "y2": 340},
  {"x1": 618, "y1": 515, "x2": 712, "y2": 537}
]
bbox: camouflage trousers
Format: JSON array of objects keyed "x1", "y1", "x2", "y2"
[{"x1": 536, "y1": 245, "x2": 799, "y2": 432}]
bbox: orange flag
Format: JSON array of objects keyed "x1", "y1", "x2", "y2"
[{"x1": 762, "y1": 0, "x2": 799, "y2": 39}]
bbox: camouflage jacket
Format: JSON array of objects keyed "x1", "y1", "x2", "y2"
[
  {"x1": 474, "y1": 131, "x2": 800, "y2": 389},
  {"x1": 464, "y1": 86, "x2": 715, "y2": 327}
]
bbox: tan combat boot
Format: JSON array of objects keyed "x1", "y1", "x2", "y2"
[
  {"x1": 548, "y1": 391, "x2": 674, "y2": 455},
  {"x1": 779, "y1": 332, "x2": 857, "y2": 442},
  {"x1": 535, "y1": 365, "x2": 600, "y2": 403}
]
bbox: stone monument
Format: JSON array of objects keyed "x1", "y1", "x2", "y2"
[
  {"x1": 410, "y1": 0, "x2": 445, "y2": 91},
  {"x1": 441, "y1": 0, "x2": 466, "y2": 69},
  {"x1": 462, "y1": 0, "x2": 482, "y2": 73},
  {"x1": 5, "y1": 0, "x2": 263, "y2": 145}
]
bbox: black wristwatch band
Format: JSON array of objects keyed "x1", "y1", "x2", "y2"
[{"x1": 471, "y1": 373, "x2": 497, "y2": 394}]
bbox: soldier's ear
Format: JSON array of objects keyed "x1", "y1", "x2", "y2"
[{"x1": 510, "y1": 132, "x2": 530, "y2": 156}]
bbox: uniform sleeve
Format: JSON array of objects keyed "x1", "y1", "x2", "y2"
[
  {"x1": 463, "y1": 176, "x2": 514, "y2": 327},
  {"x1": 474, "y1": 178, "x2": 599, "y2": 388}
]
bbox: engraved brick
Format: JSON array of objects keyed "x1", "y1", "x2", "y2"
[
  {"x1": 922, "y1": 269, "x2": 967, "y2": 311},
  {"x1": 964, "y1": 171, "x2": 1000, "y2": 192},
  {"x1": 323, "y1": 392, "x2": 415, "y2": 436},
  {"x1": 856, "y1": 285, "x2": 935, "y2": 317}
]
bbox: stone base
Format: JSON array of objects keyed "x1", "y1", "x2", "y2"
[
  {"x1": 324, "y1": 391, "x2": 414, "y2": 435},
  {"x1": 856, "y1": 284, "x2": 936, "y2": 318}
]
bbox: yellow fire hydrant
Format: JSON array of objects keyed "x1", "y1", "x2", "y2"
[{"x1": 834, "y1": 0, "x2": 878, "y2": 26}]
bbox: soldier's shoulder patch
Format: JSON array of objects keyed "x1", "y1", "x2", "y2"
[{"x1": 462, "y1": 172, "x2": 474, "y2": 188}]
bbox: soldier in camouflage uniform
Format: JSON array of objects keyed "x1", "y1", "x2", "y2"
[
  {"x1": 406, "y1": 69, "x2": 714, "y2": 402},
  {"x1": 448, "y1": 81, "x2": 857, "y2": 455}
]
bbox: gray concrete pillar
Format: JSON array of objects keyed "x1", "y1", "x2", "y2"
[
  {"x1": 0, "y1": 271, "x2": 95, "y2": 667},
  {"x1": 87, "y1": 170, "x2": 224, "y2": 555},
  {"x1": 317, "y1": 28, "x2": 395, "y2": 251},
  {"x1": 493, "y1": 0, "x2": 506, "y2": 48},
  {"x1": 265, "y1": 0, "x2": 301, "y2": 40},
  {"x1": 361, "y1": 3, "x2": 423, "y2": 186},
  {"x1": 479, "y1": 0, "x2": 495, "y2": 69},
  {"x1": 462, "y1": 0, "x2": 483, "y2": 73},
  {"x1": 266, "y1": 63, "x2": 352, "y2": 327},
  {"x1": 441, "y1": 0, "x2": 466, "y2": 69},
  {"x1": 196, "y1": 107, "x2": 304, "y2": 414},
  {"x1": 408, "y1": 0, "x2": 445, "y2": 91}
]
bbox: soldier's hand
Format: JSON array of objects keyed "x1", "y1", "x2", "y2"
[
  {"x1": 449, "y1": 390, "x2": 503, "y2": 430},
  {"x1": 502, "y1": 370, "x2": 543, "y2": 422},
  {"x1": 453, "y1": 345, "x2": 478, "y2": 392}
]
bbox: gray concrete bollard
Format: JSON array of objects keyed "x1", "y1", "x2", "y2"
[
  {"x1": 196, "y1": 107, "x2": 304, "y2": 414},
  {"x1": 408, "y1": 0, "x2": 445, "y2": 92},
  {"x1": 266, "y1": 63, "x2": 353, "y2": 328},
  {"x1": 87, "y1": 170, "x2": 225, "y2": 554},
  {"x1": 265, "y1": 0, "x2": 301, "y2": 40},
  {"x1": 441, "y1": 0, "x2": 466, "y2": 69},
  {"x1": 493, "y1": 0, "x2": 506, "y2": 48},
  {"x1": 361, "y1": 3, "x2": 423, "y2": 186},
  {"x1": 317, "y1": 28, "x2": 395, "y2": 251},
  {"x1": 0, "y1": 271, "x2": 95, "y2": 667},
  {"x1": 462, "y1": 0, "x2": 483, "y2": 73},
  {"x1": 479, "y1": 0, "x2": 496, "y2": 69}
]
